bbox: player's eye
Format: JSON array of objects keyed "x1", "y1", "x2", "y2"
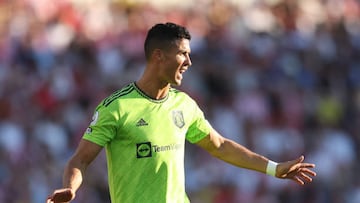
[{"x1": 182, "y1": 52, "x2": 190, "y2": 57}]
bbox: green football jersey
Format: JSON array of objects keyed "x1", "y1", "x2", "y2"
[{"x1": 83, "y1": 82, "x2": 212, "y2": 203}]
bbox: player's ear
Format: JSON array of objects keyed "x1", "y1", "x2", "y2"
[{"x1": 152, "y1": 49, "x2": 164, "y2": 62}]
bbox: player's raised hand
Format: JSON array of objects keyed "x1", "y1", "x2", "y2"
[
  {"x1": 46, "y1": 188, "x2": 75, "y2": 203},
  {"x1": 276, "y1": 155, "x2": 316, "y2": 185}
]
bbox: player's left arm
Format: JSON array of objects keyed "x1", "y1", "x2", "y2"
[{"x1": 195, "y1": 128, "x2": 316, "y2": 185}]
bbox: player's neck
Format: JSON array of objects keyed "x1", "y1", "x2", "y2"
[{"x1": 135, "y1": 78, "x2": 170, "y2": 100}]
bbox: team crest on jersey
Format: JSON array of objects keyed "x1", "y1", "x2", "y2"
[{"x1": 172, "y1": 110, "x2": 185, "y2": 128}]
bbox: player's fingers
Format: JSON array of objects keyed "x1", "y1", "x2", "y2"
[
  {"x1": 301, "y1": 168, "x2": 317, "y2": 177},
  {"x1": 299, "y1": 172, "x2": 313, "y2": 182},
  {"x1": 46, "y1": 188, "x2": 74, "y2": 203},
  {"x1": 46, "y1": 194, "x2": 54, "y2": 203},
  {"x1": 300, "y1": 163, "x2": 316, "y2": 169},
  {"x1": 287, "y1": 156, "x2": 304, "y2": 168},
  {"x1": 297, "y1": 155, "x2": 304, "y2": 163},
  {"x1": 293, "y1": 176, "x2": 304, "y2": 185},
  {"x1": 53, "y1": 193, "x2": 72, "y2": 202}
]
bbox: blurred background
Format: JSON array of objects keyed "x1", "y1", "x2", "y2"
[{"x1": 0, "y1": 0, "x2": 359, "y2": 202}]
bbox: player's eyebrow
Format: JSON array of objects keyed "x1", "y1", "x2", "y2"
[{"x1": 178, "y1": 47, "x2": 191, "y2": 54}]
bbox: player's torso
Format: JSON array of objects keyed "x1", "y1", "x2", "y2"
[
  {"x1": 107, "y1": 84, "x2": 192, "y2": 159},
  {"x1": 104, "y1": 83, "x2": 193, "y2": 203}
]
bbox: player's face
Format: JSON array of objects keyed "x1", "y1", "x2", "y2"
[{"x1": 160, "y1": 39, "x2": 192, "y2": 86}]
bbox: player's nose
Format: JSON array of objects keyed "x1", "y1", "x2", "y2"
[{"x1": 185, "y1": 55, "x2": 192, "y2": 67}]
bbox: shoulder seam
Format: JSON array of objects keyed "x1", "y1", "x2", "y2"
[{"x1": 103, "y1": 85, "x2": 134, "y2": 107}]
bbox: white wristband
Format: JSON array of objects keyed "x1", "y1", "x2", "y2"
[{"x1": 266, "y1": 160, "x2": 278, "y2": 177}]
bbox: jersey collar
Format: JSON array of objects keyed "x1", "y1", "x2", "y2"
[{"x1": 132, "y1": 82, "x2": 169, "y2": 103}]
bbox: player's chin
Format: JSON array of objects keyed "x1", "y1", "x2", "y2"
[{"x1": 172, "y1": 76, "x2": 183, "y2": 86}]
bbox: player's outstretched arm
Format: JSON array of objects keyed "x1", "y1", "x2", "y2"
[
  {"x1": 46, "y1": 140, "x2": 103, "y2": 203},
  {"x1": 196, "y1": 128, "x2": 316, "y2": 185}
]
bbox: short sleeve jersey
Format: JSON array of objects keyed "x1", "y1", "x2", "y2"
[{"x1": 82, "y1": 82, "x2": 212, "y2": 203}]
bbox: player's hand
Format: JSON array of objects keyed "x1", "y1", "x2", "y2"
[
  {"x1": 46, "y1": 188, "x2": 75, "y2": 203},
  {"x1": 276, "y1": 155, "x2": 316, "y2": 185}
]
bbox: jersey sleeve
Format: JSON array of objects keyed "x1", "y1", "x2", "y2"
[
  {"x1": 82, "y1": 104, "x2": 118, "y2": 147},
  {"x1": 185, "y1": 101, "x2": 212, "y2": 144}
]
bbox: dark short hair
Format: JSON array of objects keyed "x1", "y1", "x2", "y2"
[{"x1": 144, "y1": 22, "x2": 191, "y2": 60}]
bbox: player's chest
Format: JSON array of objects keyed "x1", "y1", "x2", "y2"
[{"x1": 119, "y1": 105, "x2": 189, "y2": 142}]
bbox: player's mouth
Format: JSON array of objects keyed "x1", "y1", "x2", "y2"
[
  {"x1": 176, "y1": 68, "x2": 187, "y2": 82},
  {"x1": 179, "y1": 67, "x2": 187, "y2": 74}
]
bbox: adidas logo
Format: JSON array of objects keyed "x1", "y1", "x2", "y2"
[{"x1": 136, "y1": 118, "x2": 148, "y2": 126}]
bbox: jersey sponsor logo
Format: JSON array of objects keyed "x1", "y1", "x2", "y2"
[
  {"x1": 136, "y1": 142, "x2": 182, "y2": 158},
  {"x1": 172, "y1": 110, "x2": 185, "y2": 129},
  {"x1": 136, "y1": 118, "x2": 148, "y2": 127},
  {"x1": 152, "y1": 143, "x2": 182, "y2": 152},
  {"x1": 137, "y1": 142, "x2": 152, "y2": 158}
]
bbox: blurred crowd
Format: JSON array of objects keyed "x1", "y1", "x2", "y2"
[{"x1": 0, "y1": 0, "x2": 360, "y2": 202}]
